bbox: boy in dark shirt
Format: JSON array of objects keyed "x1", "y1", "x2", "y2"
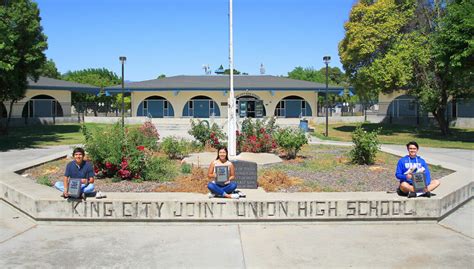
[{"x1": 54, "y1": 147, "x2": 95, "y2": 198}]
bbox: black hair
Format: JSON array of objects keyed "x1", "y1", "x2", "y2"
[
  {"x1": 406, "y1": 141, "x2": 419, "y2": 149},
  {"x1": 72, "y1": 147, "x2": 85, "y2": 156},
  {"x1": 215, "y1": 146, "x2": 229, "y2": 161}
]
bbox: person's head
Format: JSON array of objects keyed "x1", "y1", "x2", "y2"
[
  {"x1": 216, "y1": 146, "x2": 229, "y2": 162},
  {"x1": 72, "y1": 147, "x2": 85, "y2": 164},
  {"x1": 406, "y1": 141, "x2": 419, "y2": 157}
]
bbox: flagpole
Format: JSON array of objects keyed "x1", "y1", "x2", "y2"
[{"x1": 228, "y1": 0, "x2": 236, "y2": 157}]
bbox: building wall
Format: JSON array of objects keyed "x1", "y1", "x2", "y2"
[
  {"x1": 3, "y1": 89, "x2": 71, "y2": 117},
  {"x1": 131, "y1": 90, "x2": 318, "y2": 118}
]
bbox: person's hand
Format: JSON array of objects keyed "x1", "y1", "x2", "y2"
[
  {"x1": 406, "y1": 173, "x2": 413, "y2": 180},
  {"x1": 224, "y1": 180, "x2": 230, "y2": 185},
  {"x1": 63, "y1": 191, "x2": 69, "y2": 198}
]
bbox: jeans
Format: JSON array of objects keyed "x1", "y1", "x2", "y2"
[
  {"x1": 207, "y1": 181, "x2": 237, "y2": 196},
  {"x1": 54, "y1": 181, "x2": 95, "y2": 194}
]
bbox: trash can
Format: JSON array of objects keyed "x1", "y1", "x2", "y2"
[{"x1": 299, "y1": 119, "x2": 309, "y2": 132}]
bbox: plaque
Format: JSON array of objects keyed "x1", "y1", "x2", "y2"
[
  {"x1": 231, "y1": 160, "x2": 258, "y2": 189},
  {"x1": 68, "y1": 178, "x2": 82, "y2": 198},
  {"x1": 412, "y1": 172, "x2": 426, "y2": 193},
  {"x1": 215, "y1": 166, "x2": 229, "y2": 184}
]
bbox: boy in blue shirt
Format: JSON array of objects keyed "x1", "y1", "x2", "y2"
[
  {"x1": 54, "y1": 147, "x2": 95, "y2": 199},
  {"x1": 396, "y1": 141, "x2": 440, "y2": 198}
]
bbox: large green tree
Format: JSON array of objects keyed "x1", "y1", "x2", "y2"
[
  {"x1": 62, "y1": 68, "x2": 122, "y2": 116},
  {"x1": 287, "y1": 66, "x2": 347, "y2": 85},
  {"x1": 39, "y1": 58, "x2": 61, "y2": 79},
  {"x1": 339, "y1": 0, "x2": 474, "y2": 135},
  {"x1": 0, "y1": 0, "x2": 48, "y2": 132}
]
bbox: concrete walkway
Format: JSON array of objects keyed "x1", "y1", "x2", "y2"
[{"x1": 0, "y1": 199, "x2": 472, "y2": 268}]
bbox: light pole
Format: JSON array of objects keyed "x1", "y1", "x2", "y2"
[
  {"x1": 227, "y1": 0, "x2": 236, "y2": 157},
  {"x1": 119, "y1": 56, "x2": 126, "y2": 128},
  {"x1": 323, "y1": 56, "x2": 331, "y2": 137}
]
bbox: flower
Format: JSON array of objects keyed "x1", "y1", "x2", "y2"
[
  {"x1": 105, "y1": 162, "x2": 113, "y2": 169},
  {"x1": 136, "y1": 145, "x2": 145, "y2": 151}
]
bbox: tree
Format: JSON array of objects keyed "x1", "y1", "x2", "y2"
[
  {"x1": 339, "y1": 0, "x2": 474, "y2": 135},
  {"x1": 157, "y1": 74, "x2": 166, "y2": 79},
  {"x1": 39, "y1": 58, "x2": 61, "y2": 79},
  {"x1": 287, "y1": 66, "x2": 347, "y2": 85},
  {"x1": 62, "y1": 68, "x2": 121, "y2": 116},
  {"x1": 0, "y1": 0, "x2": 48, "y2": 133}
]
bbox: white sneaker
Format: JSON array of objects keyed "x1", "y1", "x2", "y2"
[
  {"x1": 230, "y1": 193, "x2": 240, "y2": 199},
  {"x1": 238, "y1": 191, "x2": 246, "y2": 198},
  {"x1": 208, "y1": 193, "x2": 215, "y2": 198}
]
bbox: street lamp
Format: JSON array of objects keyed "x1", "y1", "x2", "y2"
[
  {"x1": 119, "y1": 56, "x2": 127, "y2": 128},
  {"x1": 323, "y1": 56, "x2": 331, "y2": 137}
]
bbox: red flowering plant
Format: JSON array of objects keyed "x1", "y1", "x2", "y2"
[
  {"x1": 82, "y1": 122, "x2": 160, "y2": 180},
  {"x1": 189, "y1": 119, "x2": 226, "y2": 149},
  {"x1": 237, "y1": 117, "x2": 278, "y2": 153}
]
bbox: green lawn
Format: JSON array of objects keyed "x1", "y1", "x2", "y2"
[
  {"x1": 0, "y1": 123, "x2": 119, "y2": 151},
  {"x1": 311, "y1": 122, "x2": 474, "y2": 150}
]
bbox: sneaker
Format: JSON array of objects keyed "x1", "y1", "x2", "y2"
[
  {"x1": 238, "y1": 191, "x2": 246, "y2": 198},
  {"x1": 407, "y1": 192, "x2": 417, "y2": 198},
  {"x1": 422, "y1": 192, "x2": 431, "y2": 198},
  {"x1": 96, "y1": 191, "x2": 107, "y2": 199},
  {"x1": 208, "y1": 193, "x2": 216, "y2": 199},
  {"x1": 81, "y1": 192, "x2": 86, "y2": 201},
  {"x1": 230, "y1": 193, "x2": 240, "y2": 199}
]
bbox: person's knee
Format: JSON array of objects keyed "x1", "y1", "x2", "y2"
[
  {"x1": 399, "y1": 182, "x2": 412, "y2": 192},
  {"x1": 54, "y1": 181, "x2": 64, "y2": 191},
  {"x1": 430, "y1": 179, "x2": 440, "y2": 190}
]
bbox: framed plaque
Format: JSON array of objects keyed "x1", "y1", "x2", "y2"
[
  {"x1": 215, "y1": 166, "x2": 229, "y2": 184},
  {"x1": 68, "y1": 178, "x2": 82, "y2": 198},
  {"x1": 412, "y1": 172, "x2": 426, "y2": 193}
]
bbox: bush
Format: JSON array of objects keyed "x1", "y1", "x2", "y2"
[
  {"x1": 37, "y1": 175, "x2": 53, "y2": 187},
  {"x1": 188, "y1": 119, "x2": 226, "y2": 149},
  {"x1": 237, "y1": 117, "x2": 278, "y2": 153},
  {"x1": 349, "y1": 126, "x2": 381, "y2": 165},
  {"x1": 181, "y1": 163, "x2": 192, "y2": 174},
  {"x1": 274, "y1": 127, "x2": 308, "y2": 159},
  {"x1": 82, "y1": 122, "x2": 162, "y2": 180},
  {"x1": 141, "y1": 156, "x2": 178, "y2": 182},
  {"x1": 160, "y1": 136, "x2": 191, "y2": 159}
]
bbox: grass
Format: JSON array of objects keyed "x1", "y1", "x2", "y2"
[
  {"x1": 311, "y1": 122, "x2": 474, "y2": 150},
  {"x1": 0, "y1": 123, "x2": 135, "y2": 152}
]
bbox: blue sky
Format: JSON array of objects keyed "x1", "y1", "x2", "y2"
[{"x1": 36, "y1": 0, "x2": 356, "y2": 81}]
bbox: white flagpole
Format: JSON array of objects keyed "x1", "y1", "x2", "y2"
[{"x1": 228, "y1": 0, "x2": 236, "y2": 157}]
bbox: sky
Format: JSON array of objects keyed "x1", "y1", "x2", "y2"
[{"x1": 35, "y1": 0, "x2": 357, "y2": 82}]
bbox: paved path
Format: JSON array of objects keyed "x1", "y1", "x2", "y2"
[
  {"x1": 0, "y1": 199, "x2": 472, "y2": 268},
  {"x1": 0, "y1": 145, "x2": 73, "y2": 172}
]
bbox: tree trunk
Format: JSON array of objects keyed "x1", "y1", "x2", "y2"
[
  {"x1": 4, "y1": 100, "x2": 16, "y2": 135},
  {"x1": 433, "y1": 107, "x2": 449, "y2": 136}
]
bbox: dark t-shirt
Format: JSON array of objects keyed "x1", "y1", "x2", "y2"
[{"x1": 64, "y1": 160, "x2": 95, "y2": 180}]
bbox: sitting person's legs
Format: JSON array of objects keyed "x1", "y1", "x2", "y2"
[
  {"x1": 427, "y1": 179, "x2": 440, "y2": 192},
  {"x1": 54, "y1": 181, "x2": 65, "y2": 192},
  {"x1": 82, "y1": 183, "x2": 95, "y2": 194},
  {"x1": 398, "y1": 182, "x2": 414, "y2": 194},
  {"x1": 208, "y1": 181, "x2": 237, "y2": 197}
]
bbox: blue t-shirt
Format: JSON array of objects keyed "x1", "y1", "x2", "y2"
[
  {"x1": 64, "y1": 160, "x2": 95, "y2": 180},
  {"x1": 395, "y1": 155, "x2": 431, "y2": 185}
]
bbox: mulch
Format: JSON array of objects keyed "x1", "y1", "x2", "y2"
[{"x1": 21, "y1": 145, "x2": 453, "y2": 193}]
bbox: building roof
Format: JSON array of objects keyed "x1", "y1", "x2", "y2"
[
  {"x1": 28, "y1": 76, "x2": 101, "y2": 94},
  {"x1": 105, "y1": 75, "x2": 345, "y2": 93}
]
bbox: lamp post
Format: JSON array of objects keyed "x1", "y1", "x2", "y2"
[
  {"x1": 119, "y1": 56, "x2": 127, "y2": 128},
  {"x1": 323, "y1": 56, "x2": 331, "y2": 137}
]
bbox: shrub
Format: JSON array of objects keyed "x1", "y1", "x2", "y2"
[
  {"x1": 188, "y1": 119, "x2": 226, "y2": 149},
  {"x1": 141, "y1": 156, "x2": 178, "y2": 182},
  {"x1": 82, "y1": 122, "x2": 162, "y2": 180},
  {"x1": 37, "y1": 175, "x2": 53, "y2": 187},
  {"x1": 237, "y1": 117, "x2": 278, "y2": 153},
  {"x1": 349, "y1": 126, "x2": 381, "y2": 165},
  {"x1": 181, "y1": 163, "x2": 192, "y2": 174},
  {"x1": 274, "y1": 127, "x2": 308, "y2": 159},
  {"x1": 160, "y1": 136, "x2": 191, "y2": 159}
]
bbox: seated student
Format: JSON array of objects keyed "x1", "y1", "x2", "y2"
[
  {"x1": 54, "y1": 147, "x2": 95, "y2": 198},
  {"x1": 395, "y1": 141, "x2": 440, "y2": 198},
  {"x1": 207, "y1": 146, "x2": 239, "y2": 199}
]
